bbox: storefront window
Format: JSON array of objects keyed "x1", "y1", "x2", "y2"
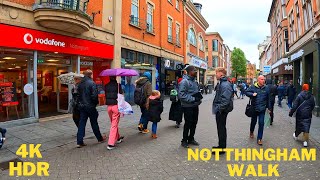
[{"x1": 0, "y1": 48, "x2": 35, "y2": 122}]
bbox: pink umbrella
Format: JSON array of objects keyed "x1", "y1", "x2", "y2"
[{"x1": 99, "y1": 68, "x2": 139, "y2": 77}]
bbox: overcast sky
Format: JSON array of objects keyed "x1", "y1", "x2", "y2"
[{"x1": 196, "y1": 0, "x2": 271, "y2": 68}]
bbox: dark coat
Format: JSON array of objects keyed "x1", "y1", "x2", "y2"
[
  {"x1": 178, "y1": 75, "x2": 201, "y2": 107},
  {"x1": 289, "y1": 91, "x2": 315, "y2": 133},
  {"x1": 105, "y1": 79, "x2": 123, "y2": 105},
  {"x1": 169, "y1": 99, "x2": 183, "y2": 123},
  {"x1": 77, "y1": 76, "x2": 99, "y2": 109},
  {"x1": 266, "y1": 79, "x2": 277, "y2": 106},
  {"x1": 246, "y1": 83, "x2": 271, "y2": 112},
  {"x1": 212, "y1": 76, "x2": 233, "y2": 114},
  {"x1": 277, "y1": 85, "x2": 286, "y2": 97},
  {"x1": 148, "y1": 98, "x2": 164, "y2": 123},
  {"x1": 286, "y1": 85, "x2": 296, "y2": 101}
]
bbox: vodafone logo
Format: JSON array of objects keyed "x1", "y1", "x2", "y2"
[
  {"x1": 24, "y1": 33, "x2": 33, "y2": 44},
  {"x1": 23, "y1": 33, "x2": 65, "y2": 47}
]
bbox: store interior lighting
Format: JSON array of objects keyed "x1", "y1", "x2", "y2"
[{"x1": 2, "y1": 57, "x2": 16, "y2": 60}]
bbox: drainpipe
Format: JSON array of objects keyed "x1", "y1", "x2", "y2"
[{"x1": 315, "y1": 39, "x2": 320, "y2": 116}]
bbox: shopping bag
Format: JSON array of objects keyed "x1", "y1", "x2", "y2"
[
  {"x1": 245, "y1": 99, "x2": 254, "y2": 117},
  {"x1": 117, "y1": 94, "x2": 133, "y2": 115},
  {"x1": 264, "y1": 111, "x2": 271, "y2": 128}
]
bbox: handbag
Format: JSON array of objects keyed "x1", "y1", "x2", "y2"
[
  {"x1": 292, "y1": 99, "x2": 307, "y2": 117},
  {"x1": 245, "y1": 99, "x2": 254, "y2": 117}
]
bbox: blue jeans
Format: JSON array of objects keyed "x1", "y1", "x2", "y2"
[
  {"x1": 77, "y1": 107, "x2": 103, "y2": 145},
  {"x1": 278, "y1": 96, "x2": 283, "y2": 106},
  {"x1": 288, "y1": 99, "x2": 293, "y2": 109},
  {"x1": 139, "y1": 106, "x2": 149, "y2": 129},
  {"x1": 152, "y1": 122, "x2": 158, "y2": 134},
  {"x1": 250, "y1": 111, "x2": 265, "y2": 140}
]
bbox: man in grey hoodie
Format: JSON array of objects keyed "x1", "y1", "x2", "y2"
[{"x1": 178, "y1": 65, "x2": 202, "y2": 148}]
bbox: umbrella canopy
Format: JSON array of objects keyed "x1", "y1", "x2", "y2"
[
  {"x1": 57, "y1": 72, "x2": 84, "y2": 85},
  {"x1": 99, "y1": 68, "x2": 139, "y2": 77}
]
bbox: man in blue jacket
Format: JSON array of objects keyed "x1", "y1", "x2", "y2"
[
  {"x1": 246, "y1": 75, "x2": 271, "y2": 146},
  {"x1": 178, "y1": 65, "x2": 202, "y2": 148}
]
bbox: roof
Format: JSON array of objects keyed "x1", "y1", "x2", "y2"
[
  {"x1": 267, "y1": 0, "x2": 276, "y2": 22},
  {"x1": 205, "y1": 32, "x2": 224, "y2": 42}
]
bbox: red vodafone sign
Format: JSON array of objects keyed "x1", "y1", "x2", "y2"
[{"x1": 0, "y1": 24, "x2": 114, "y2": 59}]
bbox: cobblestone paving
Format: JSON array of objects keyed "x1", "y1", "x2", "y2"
[{"x1": 1, "y1": 95, "x2": 320, "y2": 179}]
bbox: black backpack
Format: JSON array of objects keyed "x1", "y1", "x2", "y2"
[{"x1": 134, "y1": 81, "x2": 148, "y2": 106}]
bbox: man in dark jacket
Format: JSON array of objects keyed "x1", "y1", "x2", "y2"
[
  {"x1": 212, "y1": 67, "x2": 233, "y2": 154},
  {"x1": 266, "y1": 79, "x2": 277, "y2": 125},
  {"x1": 246, "y1": 75, "x2": 271, "y2": 146},
  {"x1": 286, "y1": 80, "x2": 296, "y2": 109},
  {"x1": 76, "y1": 70, "x2": 106, "y2": 148},
  {"x1": 277, "y1": 82, "x2": 286, "y2": 107},
  {"x1": 178, "y1": 65, "x2": 202, "y2": 148}
]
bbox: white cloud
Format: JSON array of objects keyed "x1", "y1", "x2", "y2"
[{"x1": 196, "y1": 0, "x2": 272, "y2": 68}]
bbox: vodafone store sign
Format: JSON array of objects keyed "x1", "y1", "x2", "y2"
[{"x1": 0, "y1": 24, "x2": 114, "y2": 59}]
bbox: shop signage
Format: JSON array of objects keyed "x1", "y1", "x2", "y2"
[
  {"x1": 273, "y1": 68, "x2": 279, "y2": 74},
  {"x1": 80, "y1": 61, "x2": 93, "y2": 66},
  {"x1": 176, "y1": 64, "x2": 184, "y2": 70},
  {"x1": 190, "y1": 57, "x2": 208, "y2": 70},
  {"x1": 164, "y1": 60, "x2": 171, "y2": 68},
  {"x1": 0, "y1": 82, "x2": 18, "y2": 106},
  {"x1": 263, "y1": 66, "x2": 271, "y2": 73},
  {"x1": 0, "y1": 24, "x2": 114, "y2": 59},
  {"x1": 290, "y1": 49, "x2": 304, "y2": 61},
  {"x1": 284, "y1": 64, "x2": 293, "y2": 71},
  {"x1": 23, "y1": 83, "x2": 33, "y2": 95}
]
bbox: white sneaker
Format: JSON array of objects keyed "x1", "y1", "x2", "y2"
[
  {"x1": 293, "y1": 133, "x2": 297, "y2": 140},
  {"x1": 303, "y1": 141, "x2": 308, "y2": 147},
  {"x1": 107, "y1": 145, "x2": 115, "y2": 150}
]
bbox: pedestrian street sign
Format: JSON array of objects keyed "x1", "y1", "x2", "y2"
[{"x1": 263, "y1": 66, "x2": 271, "y2": 73}]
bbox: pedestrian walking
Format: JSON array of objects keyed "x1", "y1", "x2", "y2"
[
  {"x1": 289, "y1": 84, "x2": 315, "y2": 147},
  {"x1": 266, "y1": 79, "x2": 277, "y2": 125},
  {"x1": 169, "y1": 78, "x2": 183, "y2": 128},
  {"x1": 286, "y1": 80, "x2": 296, "y2": 109},
  {"x1": 233, "y1": 83, "x2": 239, "y2": 99},
  {"x1": 212, "y1": 67, "x2": 233, "y2": 154},
  {"x1": 178, "y1": 65, "x2": 202, "y2": 148},
  {"x1": 70, "y1": 74, "x2": 83, "y2": 128},
  {"x1": 245, "y1": 75, "x2": 271, "y2": 146},
  {"x1": 76, "y1": 69, "x2": 106, "y2": 148},
  {"x1": 239, "y1": 82, "x2": 246, "y2": 99},
  {"x1": 148, "y1": 90, "x2": 164, "y2": 139},
  {"x1": 0, "y1": 127, "x2": 7, "y2": 149},
  {"x1": 277, "y1": 81, "x2": 286, "y2": 107},
  {"x1": 105, "y1": 76, "x2": 124, "y2": 150},
  {"x1": 135, "y1": 71, "x2": 152, "y2": 134}
]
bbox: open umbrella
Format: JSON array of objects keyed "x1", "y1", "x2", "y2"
[
  {"x1": 57, "y1": 72, "x2": 83, "y2": 85},
  {"x1": 99, "y1": 68, "x2": 139, "y2": 77}
]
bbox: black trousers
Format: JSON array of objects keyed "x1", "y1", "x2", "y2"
[
  {"x1": 216, "y1": 111, "x2": 228, "y2": 148},
  {"x1": 182, "y1": 106, "x2": 199, "y2": 142},
  {"x1": 270, "y1": 104, "x2": 275, "y2": 124}
]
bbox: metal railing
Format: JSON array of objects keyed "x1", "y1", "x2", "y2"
[{"x1": 35, "y1": 0, "x2": 89, "y2": 15}]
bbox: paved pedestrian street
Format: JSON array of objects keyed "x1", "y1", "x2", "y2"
[{"x1": 1, "y1": 95, "x2": 320, "y2": 180}]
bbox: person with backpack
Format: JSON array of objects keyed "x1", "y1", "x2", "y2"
[
  {"x1": 289, "y1": 84, "x2": 315, "y2": 147},
  {"x1": 0, "y1": 127, "x2": 7, "y2": 149},
  {"x1": 148, "y1": 90, "x2": 164, "y2": 139},
  {"x1": 169, "y1": 78, "x2": 183, "y2": 128},
  {"x1": 135, "y1": 71, "x2": 152, "y2": 134},
  {"x1": 212, "y1": 67, "x2": 233, "y2": 154},
  {"x1": 178, "y1": 65, "x2": 203, "y2": 148}
]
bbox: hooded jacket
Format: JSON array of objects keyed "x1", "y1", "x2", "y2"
[
  {"x1": 246, "y1": 82, "x2": 271, "y2": 112},
  {"x1": 135, "y1": 77, "x2": 152, "y2": 107},
  {"x1": 178, "y1": 75, "x2": 201, "y2": 107},
  {"x1": 212, "y1": 76, "x2": 233, "y2": 114},
  {"x1": 77, "y1": 76, "x2": 99, "y2": 109},
  {"x1": 148, "y1": 91, "x2": 164, "y2": 122},
  {"x1": 266, "y1": 79, "x2": 277, "y2": 104}
]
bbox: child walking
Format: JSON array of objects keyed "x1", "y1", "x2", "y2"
[{"x1": 148, "y1": 90, "x2": 163, "y2": 139}]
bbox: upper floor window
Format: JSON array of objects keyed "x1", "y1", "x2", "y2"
[
  {"x1": 212, "y1": 40, "x2": 218, "y2": 51},
  {"x1": 199, "y1": 36, "x2": 204, "y2": 51},
  {"x1": 168, "y1": 17, "x2": 173, "y2": 42},
  {"x1": 147, "y1": 3, "x2": 154, "y2": 33},
  {"x1": 176, "y1": 0, "x2": 180, "y2": 10},
  {"x1": 130, "y1": 0, "x2": 139, "y2": 26},
  {"x1": 284, "y1": 30, "x2": 289, "y2": 53},
  {"x1": 188, "y1": 28, "x2": 196, "y2": 46},
  {"x1": 205, "y1": 40, "x2": 208, "y2": 51},
  {"x1": 168, "y1": 0, "x2": 172, "y2": 3},
  {"x1": 282, "y1": 0, "x2": 287, "y2": 18},
  {"x1": 176, "y1": 23, "x2": 180, "y2": 46}
]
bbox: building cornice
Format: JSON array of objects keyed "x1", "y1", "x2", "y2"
[
  {"x1": 206, "y1": 32, "x2": 224, "y2": 42},
  {"x1": 186, "y1": 1, "x2": 209, "y2": 30}
]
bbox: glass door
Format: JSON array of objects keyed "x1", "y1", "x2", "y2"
[{"x1": 57, "y1": 67, "x2": 69, "y2": 113}]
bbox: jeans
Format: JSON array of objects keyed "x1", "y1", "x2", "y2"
[
  {"x1": 250, "y1": 111, "x2": 265, "y2": 140},
  {"x1": 240, "y1": 91, "x2": 245, "y2": 98},
  {"x1": 278, "y1": 96, "x2": 283, "y2": 106},
  {"x1": 107, "y1": 105, "x2": 120, "y2": 146},
  {"x1": 182, "y1": 106, "x2": 199, "y2": 142},
  {"x1": 139, "y1": 106, "x2": 149, "y2": 129},
  {"x1": 77, "y1": 107, "x2": 103, "y2": 145},
  {"x1": 216, "y1": 111, "x2": 228, "y2": 148},
  {"x1": 152, "y1": 122, "x2": 158, "y2": 134},
  {"x1": 288, "y1": 99, "x2": 293, "y2": 109}
]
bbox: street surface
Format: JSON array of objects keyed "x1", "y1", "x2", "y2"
[{"x1": 1, "y1": 94, "x2": 320, "y2": 179}]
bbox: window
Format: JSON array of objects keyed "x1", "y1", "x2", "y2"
[
  {"x1": 303, "y1": 2, "x2": 309, "y2": 30},
  {"x1": 284, "y1": 30, "x2": 289, "y2": 52},
  {"x1": 212, "y1": 40, "x2": 218, "y2": 51},
  {"x1": 188, "y1": 28, "x2": 196, "y2": 46},
  {"x1": 205, "y1": 40, "x2": 208, "y2": 51},
  {"x1": 168, "y1": 17, "x2": 173, "y2": 42},
  {"x1": 147, "y1": 3, "x2": 154, "y2": 33},
  {"x1": 199, "y1": 36, "x2": 204, "y2": 51},
  {"x1": 130, "y1": 0, "x2": 139, "y2": 26},
  {"x1": 176, "y1": 24, "x2": 180, "y2": 46},
  {"x1": 281, "y1": 0, "x2": 287, "y2": 18},
  {"x1": 307, "y1": 0, "x2": 313, "y2": 27},
  {"x1": 212, "y1": 56, "x2": 218, "y2": 67},
  {"x1": 168, "y1": 0, "x2": 172, "y2": 3},
  {"x1": 279, "y1": 34, "x2": 282, "y2": 57},
  {"x1": 176, "y1": 0, "x2": 180, "y2": 10},
  {"x1": 296, "y1": 3, "x2": 302, "y2": 36}
]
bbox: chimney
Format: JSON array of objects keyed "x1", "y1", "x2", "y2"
[{"x1": 193, "y1": 2, "x2": 202, "y2": 13}]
